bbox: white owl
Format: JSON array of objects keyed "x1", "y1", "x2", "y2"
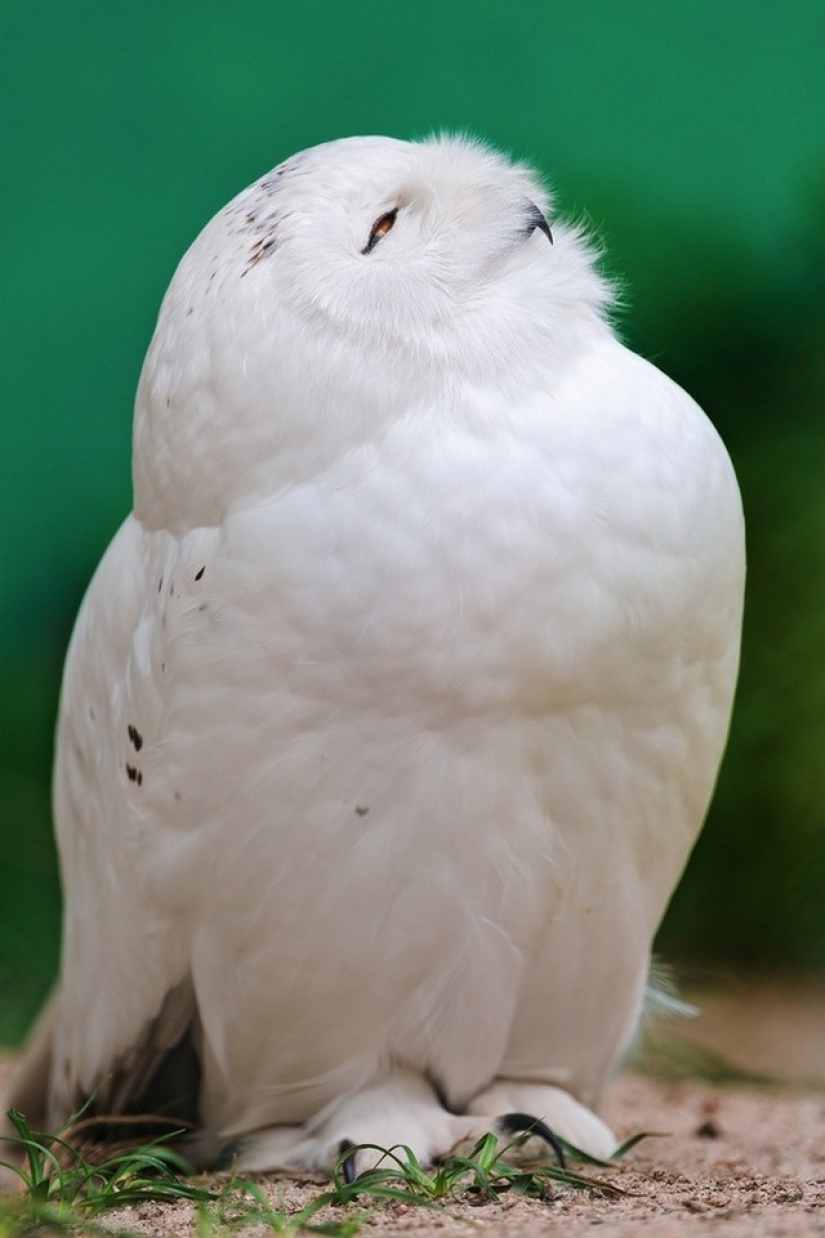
[{"x1": 9, "y1": 135, "x2": 745, "y2": 1175}]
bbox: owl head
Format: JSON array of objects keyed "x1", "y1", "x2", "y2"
[{"x1": 133, "y1": 135, "x2": 611, "y2": 529}]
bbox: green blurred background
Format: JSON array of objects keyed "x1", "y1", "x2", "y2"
[{"x1": 1, "y1": 1, "x2": 822, "y2": 1047}]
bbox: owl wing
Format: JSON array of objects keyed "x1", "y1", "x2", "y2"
[{"x1": 40, "y1": 515, "x2": 202, "y2": 1127}]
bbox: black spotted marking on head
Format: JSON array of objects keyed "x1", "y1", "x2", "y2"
[
  {"x1": 355, "y1": 805, "x2": 369, "y2": 817},
  {"x1": 157, "y1": 576, "x2": 163, "y2": 594},
  {"x1": 225, "y1": 166, "x2": 301, "y2": 274},
  {"x1": 194, "y1": 565, "x2": 205, "y2": 581},
  {"x1": 259, "y1": 155, "x2": 307, "y2": 194},
  {"x1": 126, "y1": 763, "x2": 142, "y2": 785},
  {"x1": 127, "y1": 724, "x2": 144, "y2": 752},
  {"x1": 253, "y1": 236, "x2": 277, "y2": 259},
  {"x1": 242, "y1": 234, "x2": 277, "y2": 276}
]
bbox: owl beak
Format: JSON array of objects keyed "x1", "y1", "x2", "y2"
[{"x1": 524, "y1": 200, "x2": 553, "y2": 244}]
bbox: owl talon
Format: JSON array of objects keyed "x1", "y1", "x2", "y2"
[
  {"x1": 338, "y1": 1138, "x2": 358, "y2": 1185},
  {"x1": 499, "y1": 1111, "x2": 566, "y2": 1168}
]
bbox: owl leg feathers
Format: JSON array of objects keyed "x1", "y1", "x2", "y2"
[{"x1": 220, "y1": 1068, "x2": 612, "y2": 1176}]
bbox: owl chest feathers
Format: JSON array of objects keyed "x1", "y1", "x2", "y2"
[{"x1": 134, "y1": 336, "x2": 742, "y2": 751}]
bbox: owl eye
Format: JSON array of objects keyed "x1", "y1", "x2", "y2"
[{"x1": 362, "y1": 209, "x2": 398, "y2": 255}]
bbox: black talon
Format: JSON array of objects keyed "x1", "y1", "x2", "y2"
[
  {"x1": 213, "y1": 1138, "x2": 242, "y2": 1171},
  {"x1": 499, "y1": 1111, "x2": 566, "y2": 1168},
  {"x1": 338, "y1": 1138, "x2": 358, "y2": 1185}
]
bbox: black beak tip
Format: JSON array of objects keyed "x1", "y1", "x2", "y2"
[{"x1": 525, "y1": 199, "x2": 553, "y2": 244}]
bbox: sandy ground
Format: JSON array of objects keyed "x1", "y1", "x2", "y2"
[{"x1": 2, "y1": 974, "x2": 824, "y2": 1236}]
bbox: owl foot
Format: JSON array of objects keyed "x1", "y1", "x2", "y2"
[{"x1": 465, "y1": 1079, "x2": 617, "y2": 1161}]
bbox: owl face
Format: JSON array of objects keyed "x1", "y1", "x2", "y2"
[{"x1": 234, "y1": 136, "x2": 555, "y2": 341}]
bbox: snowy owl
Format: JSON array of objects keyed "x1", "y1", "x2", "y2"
[{"x1": 9, "y1": 134, "x2": 745, "y2": 1175}]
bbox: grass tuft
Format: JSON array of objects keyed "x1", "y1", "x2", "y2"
[
  {"x1": 1, "y1": 1105, "x2": 214, "y2": 1235},
  {"x1": 1, "y1": 1107, "x2": 638, "y2": 1236}
]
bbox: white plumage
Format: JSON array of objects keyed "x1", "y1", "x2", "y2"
[{"x1": 11, "y1": 134, "x2": 745, "y2": 1171}]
